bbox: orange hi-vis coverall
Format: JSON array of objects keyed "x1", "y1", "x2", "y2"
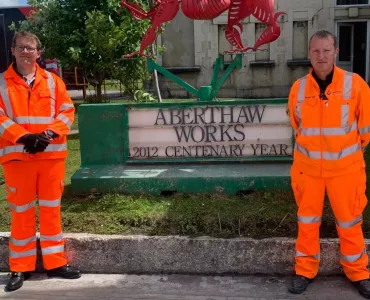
[
  {"x1": 0, "y1": 63, "x2": 74, "y2": 272},
  {"x1": 288, "y1": 65, "x2": 370, "y2": 281}
]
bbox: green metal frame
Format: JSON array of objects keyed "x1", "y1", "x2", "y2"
[
  {"x1": 147, "y1": 54, "x2": 242, "y2": 102},
  {"x1": 125, "y1": 97, "x2": 288, "y2": 108}
]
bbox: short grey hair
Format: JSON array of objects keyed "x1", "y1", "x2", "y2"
[
  {"x1": 12, "y1": 31, "x2": 42, "y2": 50},
  {"x1": 309, "y1": 30, "x2": 338, "y2": 49}
]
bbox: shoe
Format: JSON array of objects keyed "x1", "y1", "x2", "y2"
[
  {"x1": 46, "y1": 264, "x2": 81, "y2": 279},
  {"x1": 288, "y1": 275, "x2": 313, "y2": 294},
  {"x1": 5, "y1": 272, "x2": 31, "y2": 292},
  {"x1": 353, "y1": 279, "x2": 370, "y2": 299}
]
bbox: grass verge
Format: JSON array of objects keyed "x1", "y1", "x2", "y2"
[{"x1": 0, "y1": 135, "x2": 370, "y2": 238}]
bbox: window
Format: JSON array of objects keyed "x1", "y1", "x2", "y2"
[
  {"x1": 293, "y1": 21, "x2": 308, "y2": 60},
  {"x1": 218, "y1": 25, "x2": 233, "y2": 62},
  {"x1": 255, "y1": 23, "x2": 270, "y2": 61},
  {"x1": 338, "y1": 25, "x2": 352, "y2": 62},
  {"x1": 337, "y1": 0, "x2": 368, "y2": 5},
  {"x1": 218, "y1": 25, "x2": 229, "y2": 54}
]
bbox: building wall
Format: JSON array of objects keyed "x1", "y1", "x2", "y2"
[
  {"x1": 0, "y1": 8, "x2": 27, "y2": 73},
  {"x1": 154, "y1": 0, "x2": 370, "y2": 99}
]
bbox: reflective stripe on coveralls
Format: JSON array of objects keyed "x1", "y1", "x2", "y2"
[
  {"x1": 290, "y1": 65, "x2": 370, "y2": 281},
  {"x1": 295, "y1": 71, "x2": 370, "y2": 159},
  {"x1": 7, "y1": 199, "x2": 38, "y2": 262},
  {"x1": 0, "y1": 143, "x2": 67, "y2": 156},
  {"x1": 38, "y1": 198, "x2": 64, "y2": 256},
  {"x1": 1, "y1": 64, "x2": 74, "y2": 272},
  {"x1": 292, "y1": 166, "x2": 369, "y2": 281},
  {"x1": 4, "y1": 159, "x2": 68, "y2": 272},
  {"x1": 7, "y1": 200, "x2": 65, "y2": 259},
  {"x1": 295, "y1": 215, "x2": 366, "y2": 262},
  {"x1": 0, "y1": 71, "x2": 56, "y2": 124},
  {"x1": 0, "y1": 67, "x2": 74, "y2": 164},
  {"x1": 0, "y1": 74, "x2": 14, "y2": 120},
  {"x1": 295, "y1": 215, "x2": 321, "y2": 260},
  {"x1": 296, "y1": 72, "x2": 356, "y2": 136}
]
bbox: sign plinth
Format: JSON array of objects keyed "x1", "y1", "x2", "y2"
[{"x1": 71, "y1": 99, "x2": 293, "y2": 195}]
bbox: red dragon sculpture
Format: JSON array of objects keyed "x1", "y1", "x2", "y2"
[{"x1": 120, "y1": 0, "x2": 285, "y2": 58}]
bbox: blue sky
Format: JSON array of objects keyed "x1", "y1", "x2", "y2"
[{"x1": 0, "y1": 0, "x2": 30, "y2": 7}]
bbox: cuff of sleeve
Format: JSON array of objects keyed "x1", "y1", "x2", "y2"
[
  {"x1": 12, "y1": 131, "x2": 29, "y2": 144},
  {"x1": 46, "y1": 128, "x2": 62, "y2": 138}
]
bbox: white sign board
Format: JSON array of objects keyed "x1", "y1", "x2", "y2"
[{"x1": 128, "y1": 104, "x2": 293, "y2": 159}]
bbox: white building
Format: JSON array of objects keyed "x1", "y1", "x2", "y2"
[
  {"x1": 153, "y1": 0, "x2": 370, "y2": 98},
  {"x1": 0, "y1": 1, "x2": 31, "y2": 72}
]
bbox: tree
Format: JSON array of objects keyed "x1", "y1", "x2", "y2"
[{"x1": 13, "y1": 0, "x2": 151, "y2": 101}]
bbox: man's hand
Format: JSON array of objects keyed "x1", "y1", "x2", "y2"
[{"x1": 17, "y1": 133, "x2": 51, "y2": 154}]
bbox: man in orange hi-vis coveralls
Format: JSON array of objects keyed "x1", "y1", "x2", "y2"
[
  {"x1": 288, "y1": 30, "x2": 370, "y2": 298},
  {"x1": 0, "y1": 32, "x2": 81, "y2": 292}
]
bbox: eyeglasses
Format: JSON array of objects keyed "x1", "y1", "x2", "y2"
[{"x1": 14, "y1": 45, "x2": 37, "y2": 53}]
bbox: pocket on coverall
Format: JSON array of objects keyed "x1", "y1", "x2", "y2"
[
  {"x1": 354, "y1": 185, "x2": 368, "y2": 216},
  {"x1": 60, "y1": 180, "x2": 64, "y2": 195},
  {"x1": 5, "y1": 185, "x2": 17, "y2": 202},
  {"x1": 292, "y1": 183, "x2": 303, "y2": 207}
]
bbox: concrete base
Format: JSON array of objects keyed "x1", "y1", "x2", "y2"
[
  {"x1": 0, "y1": 233, "x2": 365, "y2": 276},
  {"x1": 71, "y1": 163, "x2": 292, "y2": 195}
]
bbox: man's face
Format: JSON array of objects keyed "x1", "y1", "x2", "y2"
[
  {"x1": 11, "y1": 37, "x2": 41, "y2": 68},
  {"x1": 309, "y1": 36, "x2": 338, "y2": 73}
]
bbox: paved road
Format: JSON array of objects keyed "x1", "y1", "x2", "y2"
[
  {"x1": 0, "y1": 273, "x2": 366, "y2": 300},
  {"x1": 67, "y1": 90, "x2": 122, "y2": 100}
]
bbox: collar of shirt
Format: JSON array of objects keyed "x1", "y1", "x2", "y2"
[
  {"x1": 12, "y1": 63, "x2": 36, "y2": 88},
  {"x1": 312, "y1": 68, "x2": 334, "y2": 93}
]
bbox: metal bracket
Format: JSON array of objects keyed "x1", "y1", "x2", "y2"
[{"x1": 147, "y1": 54, "x2": 243, "y2": 102}]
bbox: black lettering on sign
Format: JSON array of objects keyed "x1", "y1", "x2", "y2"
[
  {"x1": 165, "y1": 146, "x2": 174, "y2": 157},
  {"x1": 153, "y1": 105, "x2": 267, "y2": 126},
  {"x1": 183, "y1": 146, "x2": 192, "y2": 157},
  {"x1": 260, "y1": 144, "x2": 269, "y2": 155},
  {"x1": 210, "y1": 145, "x2": 220, "y2": 156},
  {"x1": 230, "y1": 144, "x2": 245, "y2": 156},
  {"x1": 194, "y1": 107, "x2": 207, "y2": 125},
  {"x1": 234, "y1": 124, "x2": 245, "y2": 142},
  {"x1": 174, "y1": 125, "x2": 247, "y2": 143},
  {"x1": 174, "y1": 146, "x2": 181, "y2": 157},
  {"x1": 205, "y1": 125, "x2": 218, "y2": 142},
  {"x1": 191, "y1": 126, "x2": 205, "y2": 143},
  {"x1": 236, "y1": 105, "x2": 266, "y2": 123},
  {"x1": 170, "y1": 109, "x2": 182, "y2": 125},
  {"x1": 174, "y1": 126, "x2": 192, "y2": 142},
  {"x1": 182, "y1": 109, "x2": 194, "y2": 125},
  {"x1": 102, "y1": 112, "x2": 123, "y2": 119},
  {"x1": 130, "y1": 144, "x2": 289, "y2": 159},
  {"x1": 163, "y1": 144, "x2": 246, "y2": 157},
  {"x1": 280, "y1": 144, "x2": 288, "y2": 155},
  {"x1": 250, "y1": 144, "x2": 290, "y2": 156},
  {"x1": 219, "y1": 106, "x2": 234, "y2": 124},
  {"x1": 209, "y1": 107, "x2": 216, "y2": 124},
  {"x1": 130, "y1": 147, "x2": 159, "y2": 158},
  {"x1": 251, "y1": 144, "x2": 258, "y2": 156},
  {"x1": 195, "y1": 145, "x2": 202, "y2": 157},
  {"x1": 219, "y1": 125, "x2": 233, "y2": 142},
  {"x1": 154, "y1": 109, "x2": 168, "y2": 125}
]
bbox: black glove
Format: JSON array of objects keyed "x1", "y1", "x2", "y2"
[{"x1": 17, "y1": 133, "x2": 51, "y2": 154}]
